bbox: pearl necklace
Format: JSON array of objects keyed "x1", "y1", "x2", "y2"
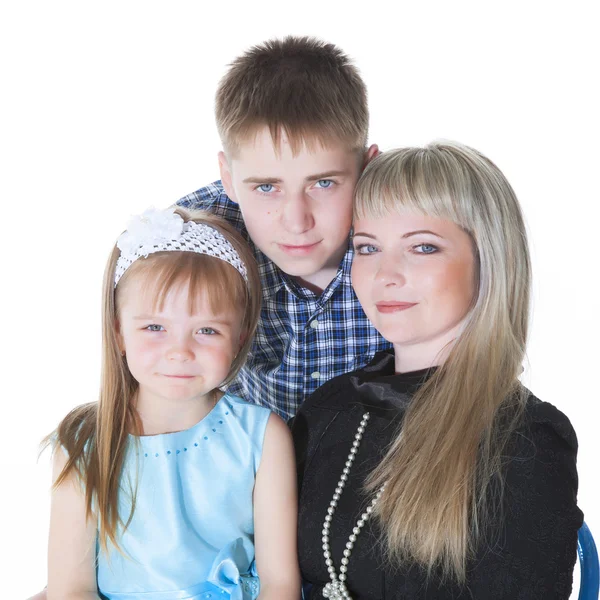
[{"x1": 322, "y1": 412, "x2": 386, "y2": 600}]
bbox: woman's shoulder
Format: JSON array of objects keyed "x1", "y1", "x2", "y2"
[
  {"x1": 520, "y1": 392, "x2": 578, "y2": 452},
  {"x1": 501, "y1": 391, "x2": 580, "y2": 504},
  {"x1": 296, "y1": 370, "x2": 360, "y2": 419}
]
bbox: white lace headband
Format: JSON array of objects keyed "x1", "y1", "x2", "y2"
[{"x1": 114, "y1": 208, "x2": 248, "y2": 287}]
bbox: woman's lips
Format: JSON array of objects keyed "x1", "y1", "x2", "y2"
[{"x1": 375, "y1": 302, "x2": 417, "y2": 313}]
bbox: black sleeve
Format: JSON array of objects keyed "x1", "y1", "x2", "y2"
[
  {"x1": 464, "y1": 404, "x2": 583, "y2": 600},
  {"x1": 291, "y1": 408, "x2": 312, "y2": 494},
  {"x1": 291, "y1": 377, "x2": 347, "y2": 495}
]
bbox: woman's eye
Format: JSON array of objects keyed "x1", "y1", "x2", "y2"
[
  {"x1": 354, "y1": 243, "x2": 378, "y2": 255},
  {"x1": 315, "y1": 179, "x2": 333, "y2": 189},
  {"x1": 257, "y1": 183, "x2": 274, "y2": 193},
  {"x1": 414, "y1": 243, "x2": 439, "y2": 254},
  {"x1": 144, "y1": 324, "x2": 164, "y2": 332},
  {"x1": 198, "y1": 327, "x2": 217, "y2": 335}
]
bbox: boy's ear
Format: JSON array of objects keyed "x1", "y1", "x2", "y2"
[
  {"x1": 363, "y1": 144, "x2": 380, "y2": 169},
  {"x1": 218, "y1": 151, "x2": 238, "y2": 203}
]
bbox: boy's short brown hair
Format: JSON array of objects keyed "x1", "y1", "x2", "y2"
[{"x1": 216, "y1": 36, "x2": 368, "y2": 156}]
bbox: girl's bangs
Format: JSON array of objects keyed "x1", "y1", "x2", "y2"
[{"x1": 119, "y1": 252, "x2": 247, "y2": 318}]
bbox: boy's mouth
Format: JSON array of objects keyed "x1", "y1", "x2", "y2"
[{"x1": 278, "y1": 241, "x2": 321, "y2": 255}]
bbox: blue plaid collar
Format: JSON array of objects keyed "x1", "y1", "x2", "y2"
[{"x1": 256, "y1": 248, "x2": 285, "y2": 300}]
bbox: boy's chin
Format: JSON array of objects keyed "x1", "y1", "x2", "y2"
[
  {"x1": 271, "y1": 255, "x2": 331, "y2": 278},
  {"x1": 265, "y1": 242, "x2": 348, "y2": 279}
]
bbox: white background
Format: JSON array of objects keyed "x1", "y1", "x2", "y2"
[{"x1": 1, "y1": 1, "x2": 598, "y2": 596}]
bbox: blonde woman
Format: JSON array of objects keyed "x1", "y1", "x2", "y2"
[{"x1": 292, "y1": 142, "x2": 583, "y2": 599}]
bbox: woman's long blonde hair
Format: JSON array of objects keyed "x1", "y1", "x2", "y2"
[
  {"x1": 46, "y1": 208, "x2": 262, "y2": 553},
  {"x1": 355, "y1": 141, "x2": 531, "y2": 582}
]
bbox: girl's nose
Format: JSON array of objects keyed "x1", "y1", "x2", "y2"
[{"x1": 166, "y1": 341, "x2": 194, "y2": 362}]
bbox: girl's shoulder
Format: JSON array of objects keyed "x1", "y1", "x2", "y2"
[
  {"x1": 220, "y1": 392, "x2": 273, "y2": 441},
  {"x1": 224, "y1": 392, "x2": 273, "y2": 414},
  {"x1": 52, "y1": 402, "x2": 98, "y2": 461},
  {"x1": 222, "y1": 392, "x2": 273, "y2": 425}
]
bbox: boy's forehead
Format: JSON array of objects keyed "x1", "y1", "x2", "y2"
[{"x1": 228, "y1": 126, "x2": 361, "y2": 175}]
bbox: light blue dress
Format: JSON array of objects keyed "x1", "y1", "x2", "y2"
[{"x1": 97, "y1": 393, "x2": 271, "y2": 600}]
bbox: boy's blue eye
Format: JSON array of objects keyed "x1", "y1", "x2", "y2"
[
  {"x1": 145, "y1": 324, "x2": 164, "y2": 332},
  {"x1": 414, "y1": 243, "x2": 438, "y2": 254},
  {"x1": 315, "y1": 179, "x2": 333, "y2": 189},
  {"x1": 257, "y1": 184, "x2": 274, "y2": 193}
]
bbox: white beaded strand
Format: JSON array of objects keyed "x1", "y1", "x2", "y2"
[{"x1": 321, "y1": 413, "x2": 386, "y2": 600}]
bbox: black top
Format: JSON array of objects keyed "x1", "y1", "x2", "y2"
[{"x1": 292, "y1": 351, "x2": 583, "y2": 599}]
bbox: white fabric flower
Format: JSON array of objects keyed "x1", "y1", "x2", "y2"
[
  {"x1": 113, "y1": 207, "x2": 248, "y2": 288},
  {"x1": 117, "y1": 208, "x2": 184, "y2": 256}
]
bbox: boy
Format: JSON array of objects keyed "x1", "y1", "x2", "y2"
[
  {"x1": 178, "y1": 36, "x2": 391, "y2": 420},
  {"x1": 28, "y1": 35, "x2": 390, "y2": 600}
]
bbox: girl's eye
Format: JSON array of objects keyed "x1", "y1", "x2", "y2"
[
  {"x1": 354, "y1": 243, "x2": 379, "y2": 255},
  {"x1": 257, "y1": 183, "x2": 274, "y2": 193},
  {"x1": 315, "y1": 179, "x2": 333, "y2": 189},
  {"x1": 414, "y1": 243, "x2": 439, "y2": 254},
  {"x1": 144, "y1": 324, "x2": 164, "y2": 332},
  {"x1": 198, "y1": 327, "x2": 217, "y2": 335}
]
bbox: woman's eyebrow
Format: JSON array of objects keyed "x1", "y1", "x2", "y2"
[
  {"x1": 353, "y1": 230, "x2": 443, "y2": 239},
  {"x1": 402, "y1": 230, "x2": 443, "y2": 239}
]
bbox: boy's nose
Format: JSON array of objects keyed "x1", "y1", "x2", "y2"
[{"x1": 281, "y1": 194, "x2": 314, "y2": 234}]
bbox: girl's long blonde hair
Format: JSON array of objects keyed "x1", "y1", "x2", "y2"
[
  {"x1": 47, "y1": 208, "x2": 262, "y2": 553},
  {"x1": 355, "y1": 142, "x2": 531, "y2": 582}
]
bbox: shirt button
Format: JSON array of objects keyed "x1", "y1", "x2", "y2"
[
  {"x1": 311, "y1": 371, "x2": 321, "y2": 379},
  {"x1": 310, "y1": 319, "x2": 319, "y2": 329}
]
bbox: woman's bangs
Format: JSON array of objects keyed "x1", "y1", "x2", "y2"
[{"x1": 354, "y1": 149, "x2": 470, "y2": 228}]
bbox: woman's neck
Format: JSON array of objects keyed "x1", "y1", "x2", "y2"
[{"x1": 393, "y1": 335, "x2": 457, "y2": 374}]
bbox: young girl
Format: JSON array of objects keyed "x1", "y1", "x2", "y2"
[{"x1": 46, "y1": 207, "x2": 300, "y2": 599}]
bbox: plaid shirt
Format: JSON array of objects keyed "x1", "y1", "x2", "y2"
[{"x1": 178, "y1": 181, "x2": 392, "y2": 420}]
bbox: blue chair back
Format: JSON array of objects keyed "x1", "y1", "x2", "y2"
[{"x1": 578, "y1": 522, "x2": 599, "y2": 600}]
